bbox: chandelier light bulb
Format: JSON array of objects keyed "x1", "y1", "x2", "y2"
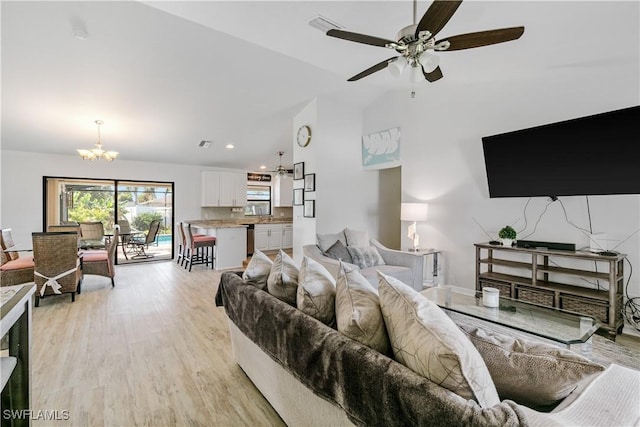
[
  {"x1": 77, "y1": 120, "x2": 119, "y2": 162},
  {"x1": 418, "y1": 52, "x2": 440, "y2": 73},
  {"x1": 388, "y1": 57, "x2": 408, "y2": 78}
]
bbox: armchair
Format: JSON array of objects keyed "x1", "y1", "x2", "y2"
[
  {"x1": 303, "y1": 228, "x2": 424, "y2": 290},
  {"x1": 82, "y1": 227, "x2": 118, "y2": 287},
  {"x1": 0, "y1": 228, "x2": 35, "y2": 286}
]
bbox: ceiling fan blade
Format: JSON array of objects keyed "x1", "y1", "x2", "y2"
[
  {"x1": 327, "y1": 29, "x2": 395, "y2": 48},
  {"x1": 423, "y1": 65, "x2": 443, "y2": 82},
  {"x1": 416, "y1": 0, "x2": 463, "y2": 39},
  {"x1": 347, "y1": 57, "x2": 398, "y2": 81},
  {"x1": 437, "y1": 27, "x2": 525, "y2": 51}
]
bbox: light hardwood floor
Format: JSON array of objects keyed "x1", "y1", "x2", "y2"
[
  {"x1": 30, "y1": 259, "x2": 640, "y2": 426},
  {"x1": 31, "y1": 261, "x2": 285, "y2": 427}
]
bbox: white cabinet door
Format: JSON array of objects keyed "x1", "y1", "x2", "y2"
[
  {"x1": 274, "y1": 175, "x2": 293, "y2": 207},
  {"x1": 267, "y1": 224, "x2": 282, "y2": 250},
  {"x1": 234, "y1": 172, "x2": 247, "y2": 207},
  {"x1": 254, "y1": 225, "x2": 270, "y2": 251},
  {"x1": 201, "y1": 171, "x2": 220, "y2": 206},
  {"x1": 218, "y1": 172, "x2": 236, "y2": 206},
  {"x1": 281, "y1": 224, "x2": 293, "y2": 248}
]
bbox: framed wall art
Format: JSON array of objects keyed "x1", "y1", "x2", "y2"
[
  {"x1": 293, "y1": 188, "x2": 304, "y2": 206},
  {"x1": 294, "y1": 162, "x2": 305, "y2": 180},
  {"x1": 304, "y1": 173, "x2": 315, "y2": 192},
  {"x1": 304, "y1": 199, "x2": 315, "y2": 218}
]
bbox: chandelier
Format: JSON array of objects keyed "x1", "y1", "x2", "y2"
[{"x1": 77, "y1": 120, "x2": 119, "y2": 162}]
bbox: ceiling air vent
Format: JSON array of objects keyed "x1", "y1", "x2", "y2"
[
  {"x1": 308, "y1": 15, "x2": 342, "y2": 33},
  {"x1": 198, "y1": 140, "x2": 212, "y2": 148}
]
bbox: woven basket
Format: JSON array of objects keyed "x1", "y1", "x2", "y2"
[
  {"x1": 560, "y1": 295, "x2": 609, "y2": 323},
  {"x1": 516, "y1": 286, "x2": 554, "y2": 307},
  {"x1": 479, "y1": 279, "x2": 512, "y2": 297}
]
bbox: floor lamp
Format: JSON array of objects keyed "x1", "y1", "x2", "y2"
[{"x1": 401, "y1": 203, "x2": 429, "y2": 252}]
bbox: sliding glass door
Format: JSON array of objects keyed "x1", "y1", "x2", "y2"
[{"x1": 44, "y1": 177, "x2": 174, "y2": 264}]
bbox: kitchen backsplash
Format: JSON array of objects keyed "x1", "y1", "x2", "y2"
[{"x1": 201, "y1": 206, "x2": 292, "y2": 220}]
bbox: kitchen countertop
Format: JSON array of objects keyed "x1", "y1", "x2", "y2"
[{"x1": 187, "y1": 218, "x2": 293, "y2": 228}]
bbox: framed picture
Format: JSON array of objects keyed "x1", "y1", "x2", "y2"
[
  {"x1": 293, "y1": 188, "x2": 304, "y2": 206},
  {"x1": 304, "y1": 200, "x2": 315, "y2": 218},
  {"x1": 304, "y1": 173, "x2": 316, "y2": 192},
  {"x1": 294, "y1": 162, "x2": 305, "y2": 180}
]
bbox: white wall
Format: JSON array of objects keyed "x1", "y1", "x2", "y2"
[
  {"x1": 362, "y1": 68, "x2": 640, "y2": 304},
  {"x1": 1, "y1": 150, "x2": 205, "y2": 248}
]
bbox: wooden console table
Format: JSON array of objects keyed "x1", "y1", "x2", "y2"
[
  {"x1": 1, "y1": 283, "x2": 35, "y2": 427},
  {"x1": 475, "y1": 243, "x2": 625, "y2": 338}
]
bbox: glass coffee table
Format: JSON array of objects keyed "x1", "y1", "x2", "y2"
[{"x1": 421, "y1": 286, "x2": 600, "y2": 348}]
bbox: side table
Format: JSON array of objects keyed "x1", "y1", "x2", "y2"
[{"x1": 409, "y1": 248, "x2": 441, "y2": 287}]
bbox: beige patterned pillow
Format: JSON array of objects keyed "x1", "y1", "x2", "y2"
[
  {"x1": 267, "y1": 250, "x2": 299, "y2": 305},
  {"x1": 460, "y1": 325, "x2": 605, "y2": 407},
  {"x1": 297, "y1": 257, "x2": 336, "y2": 326},
  {"x1": 242, "y1": 249, "x2": 273, "y2": 290},
  {"x1": 335, "y1": 263, "x2": 390, "y2": 355},
  {"x1": 346, "y1": 246, "x2": 385, "y2": 269},
  {"x1": 378, "y1": 272, "x2": 500, "y2": 408}
]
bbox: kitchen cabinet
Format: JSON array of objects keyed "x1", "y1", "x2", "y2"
[
  {"x1": 282, "y1": 224, "x2": 293, "y2": 248},
  {"x1": 202, "y1": 171, "x2": 247, "y2": 207},
  {"x1": 274, "y1": 175, "x2": 293, "y2": 207},
  {"x1": 255, "y1": 224, "x2": 287, "y2": 251},
  {"x1": 190, "y1": 225, "x2": 247, "y2": 269}
]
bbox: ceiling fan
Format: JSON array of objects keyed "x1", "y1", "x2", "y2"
[
  {"x1": 268, "y1": 151, "x2": 293, "y2": 176},
  {"x1": 326, "y1": 0, "x2": 524, "y2": 82}
]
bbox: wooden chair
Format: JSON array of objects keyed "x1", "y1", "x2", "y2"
[
  {"x1": 0, "y1": 228, "x2": 35, "y2": 287},
  {"x1": 82, "y1": 227, "x2": 118, "y2": 287},
  {"x1": 32, "y1": 232, "x2": 82, "y2": 307}
]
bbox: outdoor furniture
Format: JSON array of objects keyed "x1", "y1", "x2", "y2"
[
  {"x1": 82, "y1": 228, "x2": 119, "y2": 287},
  {"x1": 0, "y1": 229, "x2": 35, "y2": 287},
  {"x1": 79, "y1": 221, "x2": 104, "y2": 240},
  {"x1": 181, "y1": 223, "x2": 216, "y2": 272},
  {"x1": 128, "y1": 220, "x2": 161, "y2": 259},
  {"x1": 32, "y1": 232, "x2": 83, "y2": 307}
]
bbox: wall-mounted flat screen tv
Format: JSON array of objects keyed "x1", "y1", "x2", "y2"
[{"x1": 482, "y1": 105, "x2": 640, "y2": 198}]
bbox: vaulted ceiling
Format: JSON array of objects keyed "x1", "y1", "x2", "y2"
[{"x1": 2, "y1": 1, "x2": 638, "y2": 170}]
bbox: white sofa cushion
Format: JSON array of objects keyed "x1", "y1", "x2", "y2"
[
  {"x1": 267, "y1": 250, "x2": 299, "y2": 305},
  {"x1": 297, "y1": 257, "x2": 336, "y2": 326},
  {"x1": 335, "y1": 263, "x2": 390, "y2": 355},
  {"x1": 242, "y1": 249, "x2": 273, "y2": 290},
  {"x1": 345, "y1": 228, "x2": 370, "y2": 247},
  {"x1": 378, "y1": 272, "x2": 500, "y2": 408},
  {"x1": 317, "y1": 230, "x2": 347, "y2": 253}
]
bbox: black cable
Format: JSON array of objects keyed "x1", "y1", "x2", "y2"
[
  {"x1": 519, "y1": 199, "x2": 554, "y2": 240},
  {"x1": 584, "y1": 196, "x2": 601, "y2": 290},
  {"x1": 517, "y1": 198, "x2": 532, "y2": 235}
]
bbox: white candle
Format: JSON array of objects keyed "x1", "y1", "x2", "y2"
[{"x1": 482, "y1": 287, "x2": 500, "y2": 308}]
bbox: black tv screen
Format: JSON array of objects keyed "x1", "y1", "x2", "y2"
[{"x1": 482, "y1": 105, "x2": 640, "y2": 198}]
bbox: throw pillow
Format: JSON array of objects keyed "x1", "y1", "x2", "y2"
[
  {"x1": 345, "y1": 228, "x2": 370, "y2": 247},
  {"x1": 335, "y1": 262, "x2": 390, "y2": 355},
  {"x1": 346, "y1": 246, "x2": 385, "y2": 269},
  {"x1": 296, "y1": 257, "x2": 337, "y2": 326},
  {"x1": 242, "y1": 249, "x2": 273, "y2": 290},
  {"x1": 378, "y1": 272, "x2": 500, "y2": 408},
  {"x1": 267, "y1": 250, "x2": 299, "y2": 305},
  {"x1": 459, "y1": 325, "x2": 606, "y2": 408},
  {"x1": 317, "y1": 230, "x2": 347, "y2": 253},
  {"x1": 324, "y1": 240, "x2": 353, "y2": 264}
]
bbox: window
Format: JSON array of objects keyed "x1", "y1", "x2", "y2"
[{"x1": 244, "y1": 185, "x2": 271, "y2": 216}]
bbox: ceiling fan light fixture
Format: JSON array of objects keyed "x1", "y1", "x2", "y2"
[
  {"x1": 418, "y1": 52, "x2": 440, "y2": 73},
  {"x1": 389, "y1": 57, "x2": 408, "y2": 78},
  {"x1": 410, "y1": 65, "x2": 424, "y2": 83}
]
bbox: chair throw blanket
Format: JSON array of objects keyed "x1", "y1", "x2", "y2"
[{"x1": 34, "y1": 267, "x2": 77, "y2": 296}]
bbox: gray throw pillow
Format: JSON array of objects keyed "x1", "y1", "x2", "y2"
[
  {"x1": 335, "y1": 262, "x2": 390, "y2": 355},
  {"x1": 346, "y1": 246, "x2": 385, "y2": 269},
  {"x1": 267, "y1": 250, "x2": 299, "y2": 305},
  {"x1": 345, "y1": 228, "x2": 370, "y2": 247},
  {"x1": 324, "y1": 240, "x2": 353, "y2": 264},
  {"x1": 241, "y1": 249, "x2": 273, "y2": 290},
  {"x1": 316, "y1": 230, "x2": 346, "y2": 253},
  {"x1": 460, "y1": 325, "x2": 605, "y2": 408},
  {"x1": 297, "y1": 257, "x2": 336, "y2": 326}
]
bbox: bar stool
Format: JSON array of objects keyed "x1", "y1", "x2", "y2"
[
  {"x1": 182, "y1": 223, "x2": 216, "y2": 272},
  {"x1": 177, "y1": 222, "x2": 205, "y2": 267}
]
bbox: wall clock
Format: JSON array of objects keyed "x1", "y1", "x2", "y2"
[{"x1": 297, "y1": 125, "x2": 311, "y2": 147}]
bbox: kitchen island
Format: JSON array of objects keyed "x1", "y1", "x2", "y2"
[{"x1": 187, "y1": 222, "x2": 248, "y2": 270}]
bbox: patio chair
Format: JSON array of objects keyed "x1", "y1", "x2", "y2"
[
  {"x1": 128, "y1": 219, "x2": 161, "y2": 259},
  {"x1": 0, "y1": 228, "x2": 35, "y2": 287},
  {"x1": 79, "y1": 221, "x2": 104, "y2": 240},
  {"x1": 32, "y1": 231, "x2": 83, "y2": 307},
  {"x1": 82, "y1": 227, "x2": 118, "y2": 287}
]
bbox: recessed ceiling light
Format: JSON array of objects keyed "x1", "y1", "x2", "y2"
[
  {"x1": 308, "y1": 15, "x2": 342, "y2": 33},
  {"x1": 259, "y1": 165, "x2": 267, "y2": 170},
  {"x1": 198, "y1": 140, "x2": 212, "y2": 148},
  {"x1": 226, "y1": 144, "x2": 234, "y2": 149}
]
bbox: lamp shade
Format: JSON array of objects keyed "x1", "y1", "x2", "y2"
[{"x1": 401, "y1": 203, "x2": 429, "y2": 222}]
